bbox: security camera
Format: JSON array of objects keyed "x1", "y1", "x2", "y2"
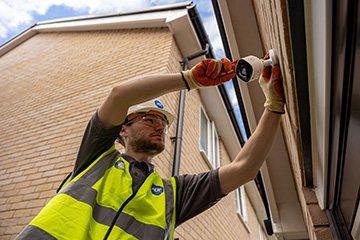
[{"x1": 235, "y1": 49, "x2": 279, "y2": 83}]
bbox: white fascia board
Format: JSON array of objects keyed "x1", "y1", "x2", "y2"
[
  {"x1": 0, "y1": 28, "x2": 37, "y2": 57},
  {"x1": 0, "y1": 8, "x2": 199, "y2": 58},
  {"x1": 166, "y1": 10, "x2": 203, "y2": 67},
  {"x1": 244, "y1": 181, "x2": 268, "y2": 228},
  {"x1": 199, "y1": 87, "x2": 241, "y2": 160},
  {"x1": 260, "y1": 162, "x2": 281, "y2": 223},
  {"x1": 33, "y1": 14, "x2": 168, "y2": 32}
]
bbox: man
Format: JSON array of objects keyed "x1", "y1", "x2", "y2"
[{"x1": 16, "y1": 57, "x2": 285, "y2": 239}]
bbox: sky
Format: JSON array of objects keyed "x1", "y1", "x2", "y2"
[{"x1": 0, "y1": 0, "x2": 248, "y2": 140}]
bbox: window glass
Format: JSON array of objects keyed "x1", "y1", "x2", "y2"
[
  {"x1": 200, "y1": 108, "x2": 208, "y2": 155},
  {"x1": 212, "y1": 122, "x2": 220, "y2": 168}
]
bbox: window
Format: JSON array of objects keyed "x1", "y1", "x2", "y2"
[
  {"x1": 199, "y1": 105, "x2": 220, "y2": 169},
  {"x1": 200, "y1": 107, "x2": 209, "y2": 155},
  {"x1": 211, "y1": 122, "x2": 220, "y2": 169},
  {"x1": 235, "y1": 186, "x2": 248, "y2": 224}
]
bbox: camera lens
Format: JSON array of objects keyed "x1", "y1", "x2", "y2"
[{"x1": 235, "y1": 59, "x2": 253, "y2": 82}]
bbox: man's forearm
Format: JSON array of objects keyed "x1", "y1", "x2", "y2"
[
  {"x1": 97, "y1": 58, "x2": 236, "y2": 129},
  {"x1": 98, "y1": 73, "x2": 186, "y2": 129},
  {"x1": 219, "y1": 109, "x2": 281, "y2": 194}
]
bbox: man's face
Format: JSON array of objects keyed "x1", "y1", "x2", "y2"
[{"x1": 121, "y1": 114, "x2": 168, "y2": 155}]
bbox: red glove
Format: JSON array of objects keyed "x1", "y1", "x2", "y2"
[{"x1": 182, "y1": 58, "x2": 236, "y2": 90}]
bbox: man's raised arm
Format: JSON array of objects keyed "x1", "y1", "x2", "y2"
[
  {"x1": 219, "y1": 64, "x2": 286, "y2": 194},
  {"x1": 98, "y1": 58, "x2": 235, "y2": 129}
]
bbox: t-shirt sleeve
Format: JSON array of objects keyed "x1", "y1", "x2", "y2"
[
  {"x1": 71, "y1": 111, "x2": 122, "y2": 179},
  {"x1": 174, "y1": 169, "x2": 226, "y2": 226}
]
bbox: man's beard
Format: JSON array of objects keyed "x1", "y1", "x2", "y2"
[{"x1": 129, "y1": 137, "x2": 165, "y2": 155}]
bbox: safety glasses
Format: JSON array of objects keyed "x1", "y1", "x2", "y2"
[{"x1": 128, "y1": 114, "x2": 169, "y2": 134}]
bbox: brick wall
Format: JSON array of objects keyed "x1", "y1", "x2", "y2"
[
  {"x1": 251, "y1": 0, "x2": 334, "y2": 239},
  {"x1": 0, "y1": 28, "x2": 265, "y2": 239}
]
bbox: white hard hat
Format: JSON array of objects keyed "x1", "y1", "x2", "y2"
[{"x1": 126, "y1": 99, "x2": 175, "y2": 126}]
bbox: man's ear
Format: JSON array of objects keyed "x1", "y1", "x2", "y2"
[{"x1": 120, "y1": 125, "x2": 128, "y2": 138}]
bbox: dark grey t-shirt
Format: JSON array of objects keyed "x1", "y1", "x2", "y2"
[{"x1": 71, "y1": 111, "x2": 224, "y2": 226}]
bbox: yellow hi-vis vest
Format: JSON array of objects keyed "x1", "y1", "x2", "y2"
[{"x1": 16, "y1": 146, "x2": 177, "y2": 240}]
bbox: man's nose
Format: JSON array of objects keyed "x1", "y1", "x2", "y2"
[{"x1": 154, "y1": 123, "x2": 165, "y2": 132}]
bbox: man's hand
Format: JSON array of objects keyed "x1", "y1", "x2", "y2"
[
  {"x1": 259, "y1": 64, "x2": 285, "y2": 114},
  {"x1": 182, "y1": 58, "x2": 236, "y2": 90}
]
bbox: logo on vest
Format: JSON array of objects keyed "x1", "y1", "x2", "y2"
[
  {"x1": 151, "y1": 184, "x2": 164, "y2": 196},
  {"x1": 114, "y1": 160, "x2": 125, "y2": 170}
]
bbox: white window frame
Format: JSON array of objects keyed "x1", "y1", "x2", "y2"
[
  {"x1": 258, "y1": 222, "x2": 265, "y2": 240},
  {"x1": 211, "y1": 121, "x2": 220, "y2": 169},
  {"x1": 200, "y1": 104, "x2": 211, "y2": 159},
  {"x1": 199, "y1": 104, "x2": 220, "y2": 169},
  {"x1": 235, "y1": 185, "x2": 248, "y2": 225}
]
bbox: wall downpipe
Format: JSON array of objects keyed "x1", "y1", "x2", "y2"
[{"x1": 171, "y1": 44, "x2": 209, "y2": 176}]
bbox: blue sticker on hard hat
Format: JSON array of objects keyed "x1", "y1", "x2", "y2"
[
  {"x1": 151, "y1": 184, "x2": 164, "y2": 196},
  {"x1": 154, "y1": 100, "x2": 164, "y2": 109},
  {"x1": 114, "y1": 160, "x2": 125, "y2": 170}
]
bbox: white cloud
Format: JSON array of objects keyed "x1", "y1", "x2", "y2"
[
  {"x1": 60, "y1": 0, "x2": 150, "y2": 14},
  {"x1": 0, "y1": 0, "x2": 224, "y2": 57},
  {"x1": 0, "y1": 0, "x2": 151, "y2": 39}
]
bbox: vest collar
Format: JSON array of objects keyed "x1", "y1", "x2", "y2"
[{"x1": 120, "y1": 153, "x2": 155, "y2": 173}]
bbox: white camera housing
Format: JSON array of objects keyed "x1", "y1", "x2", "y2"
[{"x1": 235, "y1": 49, "x2": 279, "y2": 83}]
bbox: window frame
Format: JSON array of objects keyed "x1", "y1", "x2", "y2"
[
  {"x1": 199, "y1": 104, "x2": 220, "y2": 169},
  {"x1": 235, "y1": 185, "x2": 248, "y2": 225}
]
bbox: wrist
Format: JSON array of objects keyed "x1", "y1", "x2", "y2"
[{"x1": 180, "y1": 72, "x2": 191, "y2": 91}]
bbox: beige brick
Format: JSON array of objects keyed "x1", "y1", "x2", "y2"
[
  {"x1": 3, "y1": 189, "x2": 19, "y2": 198},
  {"x1": 10, "y1": 202, "x2": 27, "y2": 211},
  {"x1": 14, "y1": 181, "x2": 30, "y2": 189},
  {"x1": 0, "y1": 174, "x2": 10, "y2": 182},
  {"x1": 0, "y1": 218, "x2": 17, "y2": 227},
  {"x1": 22, "y1": 192, "x2": 40, "y2": 201},
  {"x1": 5, "y1": 195, "x2": 23, "y2": 204},
  {"x1": 4, "y1": 226, "x2": 24, "y2": 235},
  {"x1": 35, "y1": 183, "x2": 53, "y2": 192},
  {"x1": 39, "y1": 190, "x2": 56, "y2": 199},
  {"x1": 0, "y1": 211, "x2": 14, "y2": 219},
  {"x1": 47, "y1": 174, "x2": 66, "y2": 183},
  {"x1": 30, "y1": 207, "x2": 43, "y2": 216},
  {"x1": 31, "y1": 178, "x2": 48, "y2": 186},
  {"x1": 12, "y1": 176, "x2": 27, "y2": 183},
  {"x1": 26, "y1": 172, "x2": 43, "y2": 181},
  {"x1": 42, "y1": 169, "x2": 60, "y2": 177},
  {"x1": 18, "y1": 186, "x2": 36, "y2": 195},
  {"x1": 26, "y1": 199, "x2": 46, "y2": 208},
  {"x1": 38, "y1": 164, "x2": 55, "y2": 172},
  {"x1": 0, "y1": 179, "x2": 12, "y2": 186},
  {"x1": 16, "y1": 216, "x2": 33, "y2": 226},
  {"x1": 0, "y1": 204, "x2": 11, "y2": 212},
  {"x1": 13, "y1": 209, "x2": 32, "y2": 218}
]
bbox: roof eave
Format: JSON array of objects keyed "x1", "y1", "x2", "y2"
[{"x1": 0, "y1": 1, "x2": 196, "y2": 57}]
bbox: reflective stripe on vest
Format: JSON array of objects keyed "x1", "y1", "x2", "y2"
[{"x1": 15, "y1": 145, "x2": 177, "y2": 240}]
